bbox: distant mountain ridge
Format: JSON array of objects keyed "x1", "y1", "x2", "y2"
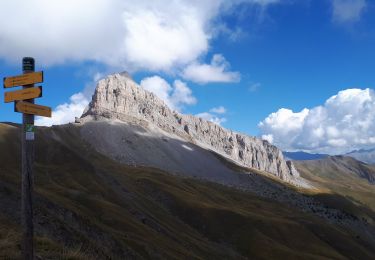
[
  {"x1": 283, "y1": 151, "x2": 328, "y2": 161},
  {"x1": 295, "y1": 155, "x2": 375, "y2": 184},
  {"x1": 285, "y1": 149, "x2": 375, "y2": 165},
  {"x1": 346, "y1": 148, "x2": 375, "y2": 164}
]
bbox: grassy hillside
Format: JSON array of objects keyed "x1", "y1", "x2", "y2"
[
  {"x1": 295, "y1": 157, "x2": 375, "y2": 211},
  {"x1": 0, "y1": 123, "x2": 374, "y2": 259}
]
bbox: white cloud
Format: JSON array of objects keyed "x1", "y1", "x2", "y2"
[
  {"x1": 140, "y1": 76, "x2": 196, "y2": 111},
  {"x1": 140, "y1": 76, "x2": 173, "y2": 106},
  {"x1": 196, "y1": 106, "x2": 227, "y2": 125},
  {"x1": 35, "y1": 93, "x2": 89, "y2": 126},
  {"x1": 259, "y1": 88, "x2": 375, "y2": 154},
  {"x1": 210, "y1": 106, "x2": 227, "y2": 114},
  {"x1": 0, "y1": 0, "x2": 277, "y2": 71},
  {"x1": 35, "y1": 71, "x2": 102, "y2": 126},
  {"x1": 0, "y1": 0, "x2": 124, "y2": 66},
  {"x1": 182, "y1": 54, "x2": 241, "y2": 84},
  {"x1": 259, "y1": 108, "x2": 309, "y2": 141},
  {"x1": 196, "y1": 112, "x2": 227, "y2": 125},
  {"x1": 122, "y1": 3, "x2": 208, "y2": 71},
  {"x1": 261, "y1": 134, "x2": 273, "y2": 143},
  {"x1": 171, "y1": 80, "x2": 197, "y2": 108},
  {"x1": 332, "y1": 0, "x2": 367, "y2": 23}
]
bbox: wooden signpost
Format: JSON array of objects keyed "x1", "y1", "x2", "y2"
[
  {"x1": 4, "y1": 86, "x2": 42, "y2": 103},
  {"x1": 15, "y1": 101, "x2": 51, "y2": 118},
  {"x1": 3, "y1": 57, "x2": 51, "y2": 260},
  {"x1": 3, "y1": 71, "x2": 43, "y2": 88}
]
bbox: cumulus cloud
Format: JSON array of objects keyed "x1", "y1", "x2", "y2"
[
  {"x1": 182, "y1": 54, "x2": 241, "y2": 84},
  {"x1": 0, "y1": 0, "x2": 276, "y2": 71},
  {"x1": 196, "y1": 112, "x2": 227, "y2": 125},
  {"x1": 140, "y1": 76, "x2": 172, "y2": 105},
  {"x1": 210, "y1": 106, "x2": 227, "y2": 114},
  {"x1": 259, "y1": 108, "x2": 309, "y2": 145},
  {"x1": 196, "y1": 106, "x2": 227, "y2": 125},
  {"x1": 332, "y1": 0, "x2": 367, "y2": 23},
  {"x1": 35, "y1": 71, "x2": 103, "y2": 126},
  {"x1": 122, "y1": 2, "x2": 208, "y2": 71},
  {"x1": 171, "y1": 80, "x2": 197, "y2": 109},
  {"x1": 259, "y1": 88, "x2": 375, "y2": 154},
  {"x1": 140, "y1": 76, "x2": 196, "y2": 111},
  {"x1": 35, "y1": 93, "x2": 89, "y2": 126},
  {"x1": 0, "y1": 0, "x2": 124, "y2": 66}
]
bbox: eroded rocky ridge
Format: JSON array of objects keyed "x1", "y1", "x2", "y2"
[{"x1": 81, "y1": 72, "x2": 303, "y2": 185}]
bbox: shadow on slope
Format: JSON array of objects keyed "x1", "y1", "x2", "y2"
[{"x1": 0, "y1": 123, "x2": 374, "y2": 259}]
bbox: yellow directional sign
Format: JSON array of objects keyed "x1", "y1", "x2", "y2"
[
  {"x1": 5, "y1": 86, "x2": 42, "y2": 103},
  {"x1": 3, "y1": 71, "x2": 43, "y2": 88},
  {"x1": 15, "y1": 101, "x2": 51, "y2": 118}
]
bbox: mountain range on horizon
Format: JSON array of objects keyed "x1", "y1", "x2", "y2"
[
  {"x1": 284, "y1": 149, "x2": 375, "y2": 165},
  {"x1": 283, "y1": 151, "x2": 329, "y2": 161},
  {"x1": 346, "y1": 148, "x2": 375, "y2": 165}
]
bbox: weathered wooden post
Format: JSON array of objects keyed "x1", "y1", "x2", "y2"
[
  {"x1": 3, "y1": 57, "x2": 51, "y2": 259},
  {"x1": 21, "y1": 57, "x2": 35, "y2": 260}
]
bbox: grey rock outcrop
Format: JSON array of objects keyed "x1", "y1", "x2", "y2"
[{"x1": 81, "y1": 73, "x2": 305, "y2": 186}]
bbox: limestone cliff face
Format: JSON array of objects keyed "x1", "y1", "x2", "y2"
[{"x1": 82, "y1": 73, "x2": 301, "y2": 184}]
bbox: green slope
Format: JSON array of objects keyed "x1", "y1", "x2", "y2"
[
  {"x1": 0, "y1": 123, "x2": 374, "y2": 259},
  {"x1": 295, "y1": 157, "x2": 375, "y2": 211}
]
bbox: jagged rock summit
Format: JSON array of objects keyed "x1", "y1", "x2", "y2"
[{"x1": 81, "y1": 72, "x2": 308, "y2": 187}]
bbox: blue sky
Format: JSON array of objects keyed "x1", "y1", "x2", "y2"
[{"x1": 0, "y1": 0, "x2": 374, "y2": 154}]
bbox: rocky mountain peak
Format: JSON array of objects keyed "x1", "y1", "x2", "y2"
[{"x1": 81, "y1": 73, "x2": 307, "y2": 186}]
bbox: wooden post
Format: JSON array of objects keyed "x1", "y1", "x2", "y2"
[{"x1": 21, "y1": 57, "x2": 35, "y2": 260}]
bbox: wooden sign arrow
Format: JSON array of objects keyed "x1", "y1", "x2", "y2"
[
  {"x1": 15, "y1": 101, "x2": 51, "y2": 118},
  {"x1": 5, "y1": 86, "x2": 42, "y2": 103},
  {"x1": 3, "y1": 71, "x2": 43, "y2": 88}
]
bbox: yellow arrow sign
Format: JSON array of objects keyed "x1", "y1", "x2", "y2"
[
  {"x1": 3, "y1": 71, "x2": 43, "y2": 88},
  {"x1": 5, "y1": 86, "x2": 42, "y2": 103},
  {"x1": 15, "y1": 101, "x2": 51, "y2": 118}
]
